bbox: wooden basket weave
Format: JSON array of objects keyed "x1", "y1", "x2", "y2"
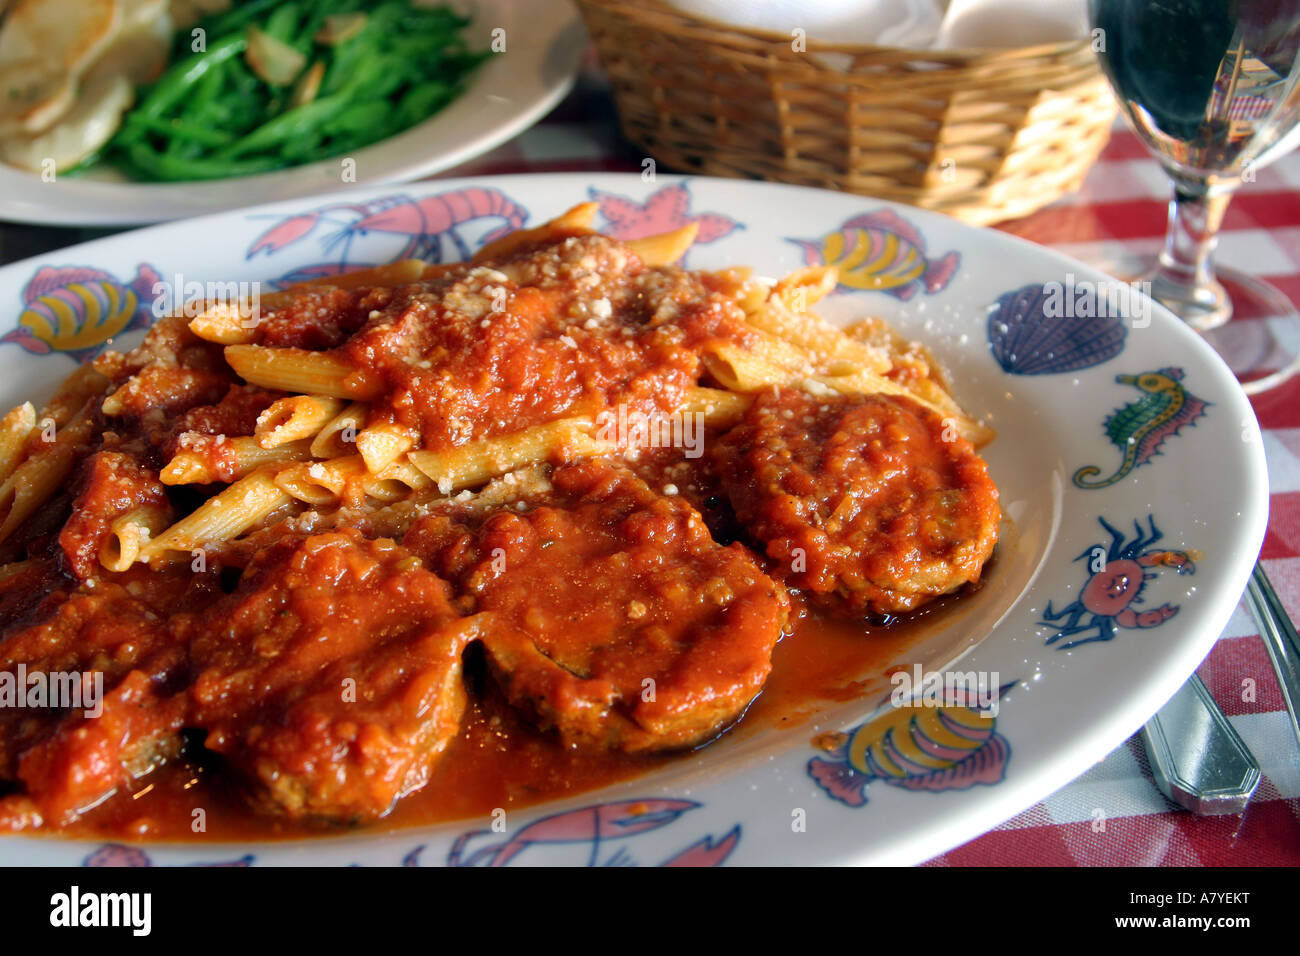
[{"x1": 574, "y1": 0, "x2": 1118, "y2": 225}]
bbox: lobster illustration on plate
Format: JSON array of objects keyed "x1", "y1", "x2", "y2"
[
  {"x1": 1041, "y1": 516, "x2": 1196, "y2": 650},
  {"x1": 244, "y1": 187, "x2": 530, "y2": 285}
]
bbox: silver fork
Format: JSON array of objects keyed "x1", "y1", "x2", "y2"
[
  {"x1": 1140, "y1": 561, "x2": 1300, "y2": 814},
  {"x1": 1244, "y1": 563, "x2": 1300, "y2": 750},
  {"x1": 1141, "y1": 672, "x2": 1260, "y2": 815}
]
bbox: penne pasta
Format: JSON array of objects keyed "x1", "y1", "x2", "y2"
[
  {"x1": 364, "y1": 459, "x2": 434, "y2": 502},
  {"x1": 284, "y1": 258, "x2": 426, "y2": 293},
  {"x1": 0, "y1": 413, "x2": 94, "y2": 543},
  {"x1": 99, "y1": 505, "x2": 173, "y2": 573},
  {"x1": 188, "y1": 300, "x2": 261, "y2": 345},
  {"x1": 43, "y1": 365, "x2": 111, "y2": 426},
  {"x1": 224, "y1": 345, "x2": 382, "y2": 399},
  {"x1": 275, "y1": 456, "x2": 366, "y2": 506},
  {"x1": 770, "y1": 266, "x2": 838, "y2": 310},
  {"x1": 255, "y1": 395, "x2": 347, "y2": 449},
  {"x1": 742, "y1": 298, "x2": 892, "y2": 376},
  {"x1": 679, "y1": 387, "x2": 752, "y2": 430},
  {"x1": 702, "y1": 343, "x2": 803, "y2": 392},
  {"x1": 161, "y1": 436, "x2": 314, "y2": 485},
  {"x1": 0, "y1": 402, "x2": 36, "y2": 486},
  {"x1": 623, "y1": 222, "x2": 700, "y2": 267},
  {"x1": 355, "y1": 421, "x2": 416, "y2": 474},
  {"x1": 141, "y1": 470, "x2": 291, "y2": 563},
  {"x1": 473, "y1": 202, "x2": 598, "y2": 262},
  {"x1": 310, "y1": 402, "x2": 368, "y2": 459},
  {"x1": 275, "y1": 455, "x2": 434, "y2": 508},
  {"x1": 408, "y1": 418, "x2": 613, "y2": 494}
]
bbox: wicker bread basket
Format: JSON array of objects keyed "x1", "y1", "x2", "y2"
[{"x1": 574, "y1": 0, "x2": 1118, "y2": 225}]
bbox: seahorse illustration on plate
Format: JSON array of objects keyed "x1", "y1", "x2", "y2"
[{"x1": 1072, "y1": 368, "x2": 1209, "y2": 489}]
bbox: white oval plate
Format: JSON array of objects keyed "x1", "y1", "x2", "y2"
[
  {"x1": 0, "y1": 173, "x2": 1268, "y2": 867},
  {"x1": 0, "y1": 0, "x2": 585, "y2": 227}
]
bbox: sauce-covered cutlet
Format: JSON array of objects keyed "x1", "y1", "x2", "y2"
[
  {"x1": 404, "y1": 460, "x2": 790, "y2": 752},
  {"x1": 713, "y1": 387, "x2": 999, "y2": 619}
]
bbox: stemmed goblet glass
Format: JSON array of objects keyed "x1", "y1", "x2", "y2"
[{"x1": 1090, "y1": 0, "x2": 1300, "y2": 394}]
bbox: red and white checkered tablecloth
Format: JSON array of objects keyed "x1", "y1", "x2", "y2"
[{"x1": 433, "y1": 69, "x2": 1300, "y2": 866}]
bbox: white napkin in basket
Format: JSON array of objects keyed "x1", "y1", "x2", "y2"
[
  {"x1": 665, "y1": 0, "x2": 1090, "y2": 51},
  {"x1": 665, "y1": 0, "x2": 946, "y2": 49},
  {"x1": 935, "y1": 0, "x2": 1089, "y2": 49}
]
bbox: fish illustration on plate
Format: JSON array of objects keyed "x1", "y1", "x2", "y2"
[
  {"x1": 4, "y1": 264, "x2": 161, "y2": 361},
  {"x1": 1072, "y1": 368, "x2": 1209, "y2": 489},
  {"x1": 789, "y1": 209, "x2": 959, "y2": 299},
  {"x1": 808, "y1": 683, "x2": 1015, "y2": 808}
]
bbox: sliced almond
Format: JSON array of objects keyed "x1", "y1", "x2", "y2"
[
  {"x1": 289, "y1": 61, "x2": 325, "y2": 108},
  {"x1": 246, "y1": 25, "x2": 306, "y2": 87},
  {"x1": 316, "y1": 12, "x2": 368, "y2": 46},
  {"x1": 1, "y1": 69, "x2": 133, "y2": 172}
]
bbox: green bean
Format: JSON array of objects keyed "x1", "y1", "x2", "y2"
[
  {"x1": 125, "y1": 143, "x2": 282, "y2": 182},
  {"x1": 107, "y1": 1, "x2": 487, "y2": 182},
  {"x1": 121, "y1": 114, "x2": 236, "y2": 148},
  {"x1": 263, "y1": 3, "x2": 301, "y2": 43},
  {"x1": 133, "y1": 34, "x2": 247, "y2": 121},
  {"x1": 218, "y1": 95, "x2": 350, "y2": 158},
  {"x1": 194, "y1": 0, "x2": 288, "y2": 43}
]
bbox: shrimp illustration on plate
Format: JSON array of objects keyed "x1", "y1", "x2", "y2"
[
  {"x1": 244, "y1": 187, "x2": 530, "y2": 285},
  {"x1": 404, "y1": 798, "x2": 740, "y2": 867}
]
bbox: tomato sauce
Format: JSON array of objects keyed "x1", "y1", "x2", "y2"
[
  {"x1": 0, "y1": 230, "x2": 1001, "y2": 844},
  {"x1": 24, "y1": 593, "x2": 965, "y2": 843}
]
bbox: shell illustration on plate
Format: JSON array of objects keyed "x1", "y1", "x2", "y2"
[
  {"x1": 788, "y1": 209, "x2": 959, "y2": 299},
  {"x1": 987, "y1": 282, "x2": 1128, "y2": 375},
  {"x1": 4, "y1": 264, "x2": 161, "y2": 361},
  {"x1": 808, "y1": 682, "x2": 1015, "y2": 808}
]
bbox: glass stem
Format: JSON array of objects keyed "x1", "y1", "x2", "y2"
[{"x1": 1148, "y1": 177, "x2": 1234, "y2": 331}]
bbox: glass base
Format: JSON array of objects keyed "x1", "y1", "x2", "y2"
[{"x1": 1092, "y1": 254, "x2": 1300, "y2": 396}]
